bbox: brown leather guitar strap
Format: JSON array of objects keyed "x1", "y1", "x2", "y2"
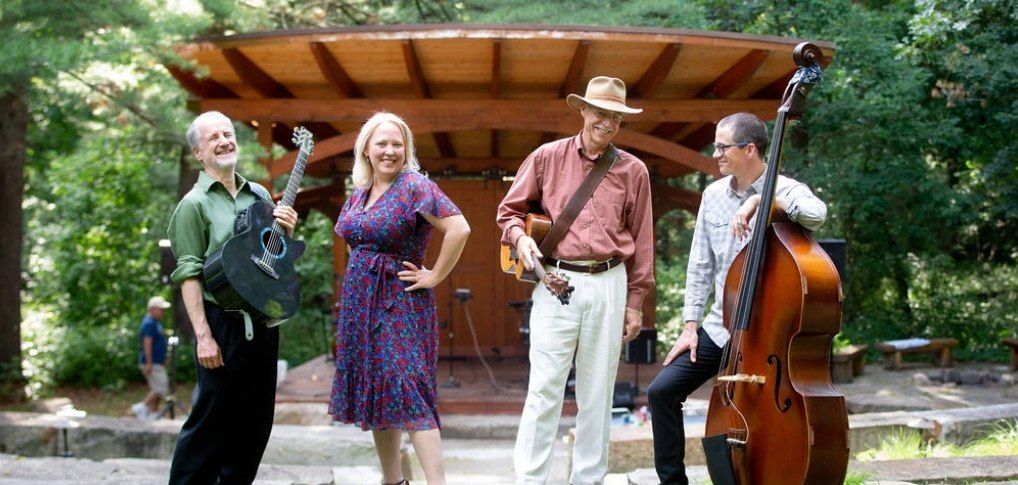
[{"x1": 537, "y1": 144, "x2": 617, "y2": 256}]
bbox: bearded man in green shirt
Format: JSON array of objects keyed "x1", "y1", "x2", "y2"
[{"x1": 167, "y1": 111, "x2": 298, "y2": 484}]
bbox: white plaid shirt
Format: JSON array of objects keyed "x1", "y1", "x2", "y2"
[{"x1": 683, "y1": 172, "x2": 827, "y2": 348}]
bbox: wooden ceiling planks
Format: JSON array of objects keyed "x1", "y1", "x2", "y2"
[{"x1": 173, "y1": 25, "x2": 835, "y2": 179}]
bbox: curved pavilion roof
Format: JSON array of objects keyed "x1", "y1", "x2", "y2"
[{"x1": 170, "y1": 24, "x2": 834, "y2": 188}]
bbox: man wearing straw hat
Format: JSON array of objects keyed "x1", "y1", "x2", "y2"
[{"x1": 497, "y1": 76, "x2": 655, "y2": 484}]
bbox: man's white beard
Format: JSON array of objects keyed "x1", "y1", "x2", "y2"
[{"x1": 212, "y1": 156, "x2": 237, "y2": 170}]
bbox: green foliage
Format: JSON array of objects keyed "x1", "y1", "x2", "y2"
[
  {"x1": 842, "y1": 472, "x2": 872, "y2": 485},
  {"x1": 278, "y1": 211, "x2": 337, "y2": 366},
  {"x1": 689, "y1": 0, "x2": 1017, "y2": 355},
  {"x1": 905, "y1": 257, "x2": 1018, "y2": 359},
  {"x1": 459, "y1": 0, "x2": 709, "y2": 28},
  {"x1": 856, "y1": 419, "x2": 1018, "y2": 460},
  {"x1": 965, "y1": 419, "x2": 1018, "y2": 456},
  {"x1": 26, "y1": 127, "x2": 174, "y2": 328}
]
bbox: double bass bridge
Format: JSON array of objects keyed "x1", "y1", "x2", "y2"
[
  {"x1": 717, "y1": 373, "x2": 766, "y2": 385},
  {"x1": 726, "y1": 429, "x2": 748, "y2": 449}
]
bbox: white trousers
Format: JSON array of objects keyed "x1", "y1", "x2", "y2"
[{"x1": 514, "y1": 263, "x2": 627, "y2": 485}]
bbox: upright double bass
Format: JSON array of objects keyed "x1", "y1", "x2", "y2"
[{"x1": 702, "y1": 43, "x2": 850, "y2": 484}]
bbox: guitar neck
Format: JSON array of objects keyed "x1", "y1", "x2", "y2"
[
  {"x1": 532, "y1": 260, "x2": 548, "y2": 282},
  {"x1": 279, "y1": 149, "x2": 309, "y2": 208}
]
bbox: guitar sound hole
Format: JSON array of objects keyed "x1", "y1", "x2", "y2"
[{"x1": 259, "y1": 228, "x2": 288, "y2": 260}]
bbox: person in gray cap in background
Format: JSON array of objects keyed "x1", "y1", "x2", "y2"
[{"x1": 132, "y1": 296, "x2": 171, "y2": 420}]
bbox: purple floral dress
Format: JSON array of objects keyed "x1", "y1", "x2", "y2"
[{"x1": 329, "y1": 170, "x2": 461, "y2": 431}]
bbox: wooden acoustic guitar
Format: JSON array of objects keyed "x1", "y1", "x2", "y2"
[
  {"x1": 202, "y1": 127, "x2": 313, "y2": 327},
  {"x1": 499, "y1": 213, "x2": 575, "y2": 304}
]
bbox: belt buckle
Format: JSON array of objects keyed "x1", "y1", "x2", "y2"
[{"x1": 588, "y1": 262, "x2": 599, "y2": 274}]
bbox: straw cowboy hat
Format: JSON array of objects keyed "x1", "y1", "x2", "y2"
[{"x1": 566, "y1": 76, "x2": 643, "y2": 115}]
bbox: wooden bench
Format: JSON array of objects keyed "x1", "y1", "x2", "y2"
[
  {"x1": 831, "y1": 344, "x2": 868, "y2": 383},
  {"x1": 874, "y1": 338, "x2": 958, "y2": 370},
  {"x1": 1003, "y1": 338, "x2": 1018, "y2": 371}
]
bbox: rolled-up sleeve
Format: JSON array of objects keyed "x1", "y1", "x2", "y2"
[
  {"x1": 496, "y1": 149, "x2": 543, "y2": 246},
  {"x1": 167, "y1": 197, "x2": 208, "y2": 283},
  {"x1": 782, "y1": 182, "x2": 827, "y2": 232},
  {"x1": 682, "y1": 200, "x2": 715, "y2": 323}
]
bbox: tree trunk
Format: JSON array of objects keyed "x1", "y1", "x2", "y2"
[
  {"x1": 0, "y1": 84, "x2": 27, "y2": 401},
  {"x1": 173, "y1": 146, "x2": 198, "y2": 341}
]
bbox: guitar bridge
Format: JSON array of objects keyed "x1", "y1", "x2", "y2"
[{"x1": 251, "y1": 255, "x2": 280, "y2": 279}]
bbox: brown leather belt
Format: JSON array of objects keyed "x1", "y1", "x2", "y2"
[{"x1": 544, "y1": 257, "x2": 623, "y2": 274}]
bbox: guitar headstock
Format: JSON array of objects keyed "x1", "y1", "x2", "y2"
[
  {"x1": 542, "y1": 271, "x2": 575, "y2": 305},
  {"x1": 291, "y1": 126, "x2": 315, "y2": 156}
]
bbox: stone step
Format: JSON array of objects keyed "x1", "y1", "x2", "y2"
[
  {"x1": 627, "y1": 454, "x2": 1018, "y2": 485},
  {"x1": 850, "y1": 455, "x2": 1018, "y2": 484},
  {"x1": 274, "y1": 403, "x2": 577, "y2": 440},
  {"x1": 0, "y1": 454, "x2": 338, "y2": 484},
  {"x1": 0, "y1": 411, "x2": 375, "y2": 467},
  {"x1": 589, "y1": 402, "x2": 1018, "y2": 475}
]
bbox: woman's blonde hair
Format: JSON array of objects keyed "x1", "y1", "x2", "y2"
[{"x1": 352, "y1": 112, "x2": 420, "y2": 189}]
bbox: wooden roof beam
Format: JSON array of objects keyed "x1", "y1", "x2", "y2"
[
  {"x1": 402, "y1": 39, "x2": 455, "y2": 158},
  {"x1": 222, "y1": 48, "x2": 293, "y2": 98},
  {"x1": 197, "y1": 98, "x2": 778, "y2": 124},
  {"x1": 631, "y1": 43, "x2": 681, "y2": 99},
  {"x1": 271, "y1": 120, "x2": 718, "y2": 178},
  {"x1": 542, "y1": 40, "x2": 593, "y2": 145},
  {"x1": 559, "y1": 40, "x2": 592, "y2": 98},
  {"x1": 308, "y1": 156, "x2": 694, "y2": 179},
  {"x1": 309, "y1": 42, "x2": 363, "y2": 98},
  {"x1": 167, "y1": 64, "x2": 295, "y2": 149},
  {"x1": 166, "y1": 64, "x2": 238, "y2": 99},
  {"x1": 651, "y1": 49, "x2": 769, "y2": 141},
  {"x1": 677, "y1": 123, "x2": 717, "y2": 153},
  {"x1": 221, "y1": 47, "x2": 340, "y2": 142}
]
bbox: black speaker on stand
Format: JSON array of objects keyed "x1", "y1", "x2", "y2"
[
  {"x1": 616, "y1": 328, "x2": 656, "y2": 408},
  {"x1": 440, "y1": 281, "x2": 462, "y2": 389},
  {"x1": 817, "y1": 239, "x2": 847, "y2": 281}
]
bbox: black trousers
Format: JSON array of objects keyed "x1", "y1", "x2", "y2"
[
  {"x1": 168, "y1": 302, "x2": 279, "y2": 485},
  {"x1": 646, "y1": 327, "x2": 724, "y2": 485}
]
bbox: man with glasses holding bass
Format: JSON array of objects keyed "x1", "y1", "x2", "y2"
[{"x1": 646, "y1": 112, "x2": 828, "y2": 484}]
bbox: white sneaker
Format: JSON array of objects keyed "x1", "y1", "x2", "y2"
[
  {"x1": 131, "y1": 402, "x2": 146, "y2": 419},
  {"x1": 143, "y1": 409, "x2": 161, "y2": 421}
]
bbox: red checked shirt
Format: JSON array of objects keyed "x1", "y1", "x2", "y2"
[{"x1": 496, "y1": 134, "x2": 655, "y2": 310}]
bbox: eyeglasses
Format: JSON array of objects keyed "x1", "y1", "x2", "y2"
[
  {"x1": 712, "y1": 141, "x2": 751, "y2": 154},
  {"x1": 587, "y1": 107, "x2": 625, "y2": 123}
]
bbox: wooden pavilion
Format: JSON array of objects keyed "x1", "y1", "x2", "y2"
[{"x1": 169, "y1": 24, "x2": 835, "y2": 359}]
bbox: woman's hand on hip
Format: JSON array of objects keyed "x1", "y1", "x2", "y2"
[{"x1": 399, "y1": 261, "x2": 438, "y2": 291}]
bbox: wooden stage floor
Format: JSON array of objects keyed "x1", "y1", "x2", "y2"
[{"x1": 275, "y1": 354, "x2": 703, "y2": 416}]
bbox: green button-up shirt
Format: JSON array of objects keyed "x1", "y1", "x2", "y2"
[{"x1": 167, "y1": 171, "x2": 269, "y2": 303}]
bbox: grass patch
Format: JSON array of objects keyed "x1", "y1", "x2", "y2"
[
  {"x1": 843, "y1": 472, "x2": 872, "y2": 485},
  {"x1": 856, "y1": 420, "x2": 1018, "y2": 461}
]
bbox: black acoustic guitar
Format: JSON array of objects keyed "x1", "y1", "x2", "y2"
[{"x1": 202, "y1": 127, "x2": 313, "y2": 327}]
